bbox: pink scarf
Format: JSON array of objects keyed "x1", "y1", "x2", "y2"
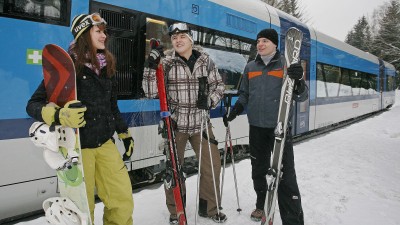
[{"x1": 85, "y1": 53, "x2": 107, "y2": 75}]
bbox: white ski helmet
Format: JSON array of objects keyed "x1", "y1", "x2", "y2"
[
  {"x1": 29, "y1": 122, "x2": 60, "y2": 152},
  {"x1": 43, "y1": 197, "x2": 88, "y2": 225}
]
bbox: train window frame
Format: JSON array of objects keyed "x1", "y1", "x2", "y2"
[{"x1": 0, "y1": 0, "x2": 71, "y2": 26}]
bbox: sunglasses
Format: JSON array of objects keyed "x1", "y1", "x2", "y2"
[{"x1": 168, "y1": 23, "x2": 190, "y2": 35}]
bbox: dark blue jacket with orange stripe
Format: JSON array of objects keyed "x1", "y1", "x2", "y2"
[{"x1": 237, "y1": 50, "x2": 308, "y2": 128}]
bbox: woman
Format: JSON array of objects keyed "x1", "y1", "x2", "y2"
[{"x1": 26, "y1": 13, "x2": 134, "y2": 225}]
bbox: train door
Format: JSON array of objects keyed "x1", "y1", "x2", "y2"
[
  {"x1": 378, "y1": 59, "x2": 384, "y2": 110},
  {"x1": 91, "y1": 2, "x2": 144, "y2": 99},
  {"x1": 279, "y1": 23, "x2": 311, "y2": 136}
]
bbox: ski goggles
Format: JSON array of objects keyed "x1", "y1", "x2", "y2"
[
  {"x1": 85, "y1": 13, "x2": 107, "y2": 26},
  {"x1": 168, "y1": 22, "x2": 190, "y2": 35}
]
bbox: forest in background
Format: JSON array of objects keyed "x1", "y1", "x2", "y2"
[{"x1": 260, "y1": 0, "x2": 400, "y2": 88}]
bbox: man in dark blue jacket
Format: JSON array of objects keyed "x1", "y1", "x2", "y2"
[{"x1": 225, "y1": 28, "x2": 306, "y2": 225}]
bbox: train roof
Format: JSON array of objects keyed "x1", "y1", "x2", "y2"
[{"x1": 210, "y1": 0, "x2": 280, "y2": 28}]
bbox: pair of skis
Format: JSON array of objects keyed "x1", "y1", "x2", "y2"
[{"x1": 261, "y1": 27, "x2": 303, "y2": 225}]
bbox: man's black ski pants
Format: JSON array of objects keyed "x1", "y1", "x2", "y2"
[{"x1": 249, "y1": 125, "x2": 304, "y2": 225}]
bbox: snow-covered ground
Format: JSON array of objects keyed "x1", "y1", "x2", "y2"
[{"x1": 15, "y1": 90, "x2": 400, "y2": 225}]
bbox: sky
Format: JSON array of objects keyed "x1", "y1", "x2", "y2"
[
  {"x1": 14, "y1": 89, "x2": 400, "y2": 225},
  {"x1": 299, "y1": 0, "x2": 388, "y2": 41}
]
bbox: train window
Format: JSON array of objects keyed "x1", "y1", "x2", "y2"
[
  {"x1": 142, "y1": 20, "x2": 252, "y2": 93},
  {"x1": 145, "y1": 18, "x2": 171, "y2": 56},
  {"x1": 142, "y1": 17, "x2": 171, "y2": 99},
  {"x1": 323, "y1": 65, "x2": 340, "y2": 97},
  {"x1": 0, "y1": 0, "x2": 70, "y2": 26},
  {"x1": 191, "y1": 29, "x2": 252, "y2": 54},
  {"x1": 316, "y1": 64, "x2": 328, "y2": 97},
  {"x1": 338, "y1": 69, "x2": 352, "y2": 96},
  {"x1": 203, "y1": 47, "x2": 247, "y2": 90},
  {"x1": 387, "y1": 75, "x2": 394, "y2": 91},
  {"x1": 316, "y1": 63, "x2": 378, "y2": 98},
  {"x1": 191, "y1": 29, "x2": 252, "y2": 90},
  {"x1": 351, "y1": 71, "x2": 362, "y2": 95},
  {"x1": 357, "y1": 73, "x2": 377, "y2": 95},
  {"x1": 298, "y1": 60, "x2": 308, "y2": 113},
  {"x1": 368, "y1": 74, "x2": 378, "y2": 94}
]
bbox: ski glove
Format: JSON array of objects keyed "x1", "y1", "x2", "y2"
[
  {"x1": 148, "y1": 45, "x2": 164, "y2": 70},
  {"x1": 118, "y1": 130, "x2": 134, "y2": 161},
  {"x1": 223, "y1": 102, "x2": 244, "y2": 127},
  {"x1": 287, "y1": 62, "x2": 303, "y2": 80},
  {"x1": 294, "y1": 79, "x2": 306, "y2": 94},
  {"x1": 41, "y1": 100, "x2": 87, "y2": 128},
  {"x1": 196, "y1": 98, "x2": 211, "y2": 110},
  {"x1": 197, "y1": 77, "x2": 211, "y2": 110}
]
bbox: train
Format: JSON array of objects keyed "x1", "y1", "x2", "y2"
[{"x1": 0, "y1": 0, "x2": 397, "y2": 222}]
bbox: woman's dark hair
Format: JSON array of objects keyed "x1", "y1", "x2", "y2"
[{"x1": 70, "y1": 24, "x2": 116, "y2": 77}]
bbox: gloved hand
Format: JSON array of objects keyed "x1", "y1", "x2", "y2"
[
  {"x1": 197, "y1": 77, "x2": 210, "y2": 110},
  {"x1": 223, "y1": 102, "x2": 244, "y2": 127},
  {"x1": 287, "y1": 62, "x2": 303, "y2": 80},
  {"x1": 196, "y1": 97, "x2": 211, "y2": 110},
  {"x1": 148, "y1": 45, "x2": 164, "y2": 69},
  {"x1": 118, "y1": 130, "x2": 134, "y2": 161},
  {"x1": 41, "y1": 100, "x2": 87, "y2": 128}
]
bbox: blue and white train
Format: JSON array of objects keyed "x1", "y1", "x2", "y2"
[{"x1": 0, "y1": 0, "x2": 397, "y2": 222}]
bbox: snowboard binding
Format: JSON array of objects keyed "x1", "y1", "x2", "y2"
[
  {"x1": 29, "y1": 122, "x2": 79, "y2": 170},
  {"x1": 43, "y1": 197, "x2": 88, "y2": 225}
]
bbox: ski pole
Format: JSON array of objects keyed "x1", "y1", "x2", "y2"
[
  {"x1": 219, "y1": 95, "x2": 230, "y2": 209},
  {"x1": 203, "y1": 109, "x2": 221, "y2": 217},
  {"x1": 226, "y1": 123, "x2": 241, "y2": 212},
  {"x1": 194, "y1": 110, "x2": 204, "y2": 225},
  {"x1": 219, "y1": 93, "x2": 241, "y2": 212}
]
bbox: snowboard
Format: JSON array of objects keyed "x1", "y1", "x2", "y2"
[
  {"x1": 42, "y1": 44, "x2": 91, "y2": 225},
  {"x1": 261, "y1": 27, "x2": 303, "y2": 225},
  {"x1": 150, "y1": 39, "x2": 187, "y2": 225}
]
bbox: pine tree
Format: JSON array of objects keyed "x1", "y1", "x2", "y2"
[
  {"x1": 259, "y1": 0, "x2": 309, "y2": 22},
  {"x1": 372, "y1": 0, "x2": 400, "y2": 69},
  {"x1": 259, "y1": 0, "x2": 281, "y2": 8},
  {"x1": 345, "y1": 16, "x2": 373, "y2": 52}
]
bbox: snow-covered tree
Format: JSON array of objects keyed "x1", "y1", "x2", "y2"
[
  {"x1": 259, "y1": 0, "x2": 281, "y2": 8},
  {"x1": 372, "y1": 0, "x2": 400, "y2": 68},
  {"x1": 259, "y1": 0, "x2": 309, "y2": 22},
  {"x1": 345, "y1": 16, "x2": 373, "y2": 52}
]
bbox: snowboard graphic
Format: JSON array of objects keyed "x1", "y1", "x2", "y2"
[{"x1": 42, "y1": 44, "x2": 91, "y2": 225}]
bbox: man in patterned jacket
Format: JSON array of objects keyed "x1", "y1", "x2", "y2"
[{"x1": 143, "y1": 22, "x2": 226, "y2": 224}]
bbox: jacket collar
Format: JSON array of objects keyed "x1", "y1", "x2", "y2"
[{"x1": 255, "y1": 49, "x2": 281, "y2": 66}]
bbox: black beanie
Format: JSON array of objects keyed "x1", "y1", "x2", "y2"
[
  {"x1": 71, "y1": 14, "x2": 91, "y2": 40},
  {"x1": 256, "y1": 29, "x2": 279, "y2": 46}
]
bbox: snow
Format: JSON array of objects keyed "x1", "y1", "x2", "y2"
[{"x1": 15, "y1": 90, "x2": 400, "y2": 225}]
